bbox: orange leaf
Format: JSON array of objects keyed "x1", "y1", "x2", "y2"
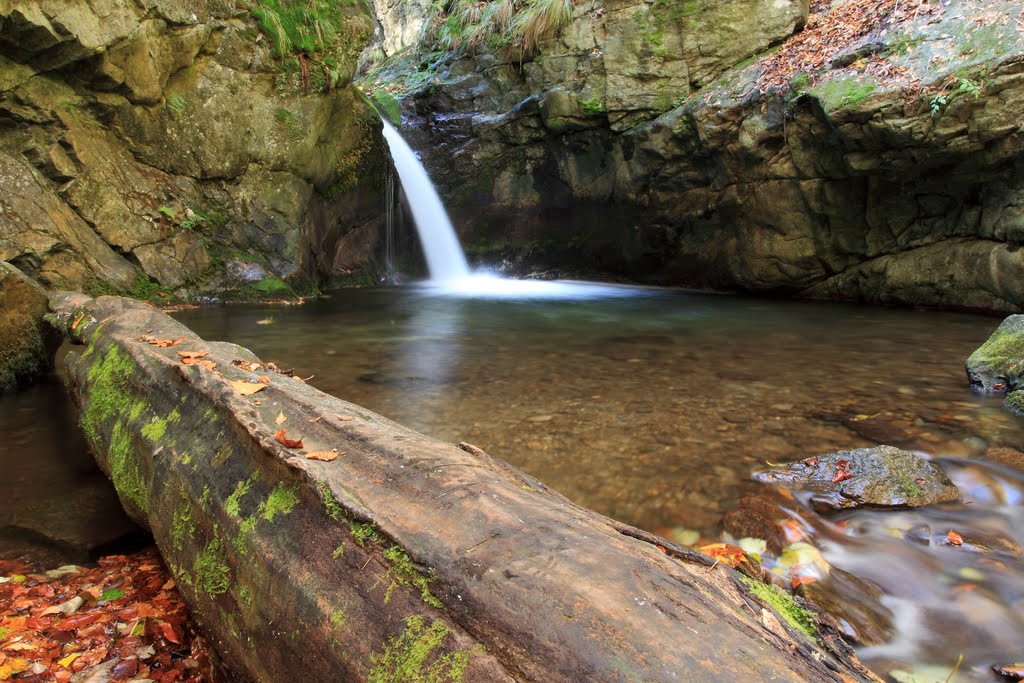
[
  {"x1": 781, "y1": 519, "x2": 808, "y2": 543},
  {"x1": 947, "y1": 530, "x2": 964, "y2": 546},
  {"x1": 791, "y1": 574, "x2": 818, "y2": 589},
  {"x1": 258, "y1": 375, "x2": 271, "y2": 385},
  {"x1": 274, "y1": 429, "x2": 303, "y2": 449},
  {"x1": 153, "y1": 336, "x2": 187, "y2": 348},
  {"x1": 195, "y1": 359, "x2": 217, "y2": 371},
  {"x1": 306, "y1": 450, "x2": 341, "y2": 462},
  {"x1": 71, "y1": 313, "x2": 86, "y2": 331},
  {"x1": 159, "y1": 621, "x2": 182, "y2": 645},
  {"x1": 54, "y1": 612, "x2": 101, "y2": 631},
  {"x1": 177, "y1": 350, "x2": 209, "y2": 360},
  {"x1": 697, "y1": 543, "x2": 746, "y2": 568},
  {"x1": 228, "y1": 380, "x2": 267, "y2": 396}
]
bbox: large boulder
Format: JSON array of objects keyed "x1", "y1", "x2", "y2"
[
  {"x1": 49, "y1": 291, "x2": 881, "y2": 682},
  {"x1": 0, "y1": 261, "x2": 59, "y2": 390}
]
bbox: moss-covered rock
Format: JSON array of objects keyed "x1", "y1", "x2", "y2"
[
  {"x1": 0, "y1": 262, "x2": 59, "y2": 391},
  {"x1": 965, "y1": 314, "x2": 1024, "y2": 395},
  {"x1": 753, "y1": 446, "x2": 960, "y2": 511}
]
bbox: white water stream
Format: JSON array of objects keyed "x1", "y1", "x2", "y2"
[{"x1": 380, "y1": 120, "x2": 471, "y2": 282}]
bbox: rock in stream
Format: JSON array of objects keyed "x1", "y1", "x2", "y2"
[{"x1": 753, "y1": 446, "x2": 960, "y2": 511}]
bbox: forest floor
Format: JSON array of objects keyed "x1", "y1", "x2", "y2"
[{"x1": 0, "y1": 549, "x2": 219, "y2": 682}]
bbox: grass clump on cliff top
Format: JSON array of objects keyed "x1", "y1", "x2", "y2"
[
  {"x1": 250, "y1": 0, "x2": 372, "y2": 91},
  {"x1": 436, "y1": 0, "x2": 574, "y2": 57}
]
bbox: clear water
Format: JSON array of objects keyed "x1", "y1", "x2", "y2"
[
  {"x1": 168, "y1": 285, "x2": 1019, "y2": 532},
  {"x1": 170, "y1": 283, "x2": 1024, "y2": 681}
]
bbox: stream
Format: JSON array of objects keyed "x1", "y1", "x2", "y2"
[{"x1": 3, "y1": 283, "x2": 1022, "y2": 680}]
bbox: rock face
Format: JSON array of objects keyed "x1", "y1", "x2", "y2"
[
  {"x1": 0, "y1": 0, "x2": 387, "y2": 298},
  {"x1": 0, "y1": 261, "x2": 59, "y2": 390},
  {"x1": 50, "y1": 291, "x2": 880, "y2": 683},
  {"x1": 752, "y1": 446, "x2": 960, "y2": 511},
  {"x1": 373, "y1": 0, "x2": 1024, "y2": 310}
]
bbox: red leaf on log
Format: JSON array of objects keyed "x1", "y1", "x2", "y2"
[{"x1": 274, "y1": 429, "x2": 303, "y2": 449}]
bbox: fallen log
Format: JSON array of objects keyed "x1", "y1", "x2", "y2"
[{"x1": 50, "y1": 292, "x2": 880, "y2": 682}]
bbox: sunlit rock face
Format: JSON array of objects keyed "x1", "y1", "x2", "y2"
[
  {"x1": 371, "y1": 0, "x2": 1024, "y2": 311},
  {"x1": 0, "y1": 0, "x2": 387, "y2": 297}
]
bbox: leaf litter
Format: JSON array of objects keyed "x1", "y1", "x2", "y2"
[{"x1": 0, "y1": 548, "x2": 219, "y2": 682}]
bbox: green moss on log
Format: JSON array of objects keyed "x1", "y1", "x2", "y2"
[
  {"x1": 194, "y1": 534, "x2": 231, "y2": 597},
  {"x1": 108, "y1": 421, "x2": 148, "y2": 513},
  {"x1": 82, "y1": 345, "x2": 135, "y2": 442},
  {"x1": 741, "y1": 577, "x2": 818, "y2": 639},
  {"x1": 381, "y1": 546, "x2": 443, "y2": 609},
  {"x1": 226, "y1": 475, "x2": 258, "y2": 517},
  {"x1": 140, "y1": 406, "x2": 181, "y2": 442},
  {"x1": 368, "y1": 615, "x2": 478, "y2": 683},
  {"x1": 261, "y1": 482, "x2": 300, "y2": 522}
]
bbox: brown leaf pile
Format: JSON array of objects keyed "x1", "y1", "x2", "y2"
[
  {"x1": 0, "y1": 548, "x2": 217, "y2": 682},
  {"x1": 757, "y1": 0, "x2": 940, "y2": 91}
]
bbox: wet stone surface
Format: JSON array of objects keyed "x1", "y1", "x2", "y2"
[{"x1": 753, "y1": 446, "x2": 961, "y2": 511}]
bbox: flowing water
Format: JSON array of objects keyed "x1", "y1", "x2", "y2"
[
  {"x1": 167, "y1": 284, "x2": 1023, "y2": 681},
  {"x1": 380, "y1": 121, "x2": 470, "y2": 281}
]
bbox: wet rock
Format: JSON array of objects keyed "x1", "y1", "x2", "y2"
[
  {"x1": 992, "y1": 663, "x2": 1024, "y2": 680},
  {"x1": 0, "y1": 262, "x2": 60, "y2": 391},
  {"x1": 721, "y1": 496, "x2": 790, "y2": 554},
  {"x1": 753, "y1": 446, "x2": 960, "y2": 511},
  {"x1": 796, "y1": 568, "x2": 894, "y2": 647},
  {"x1": 984, "y1": 446, "x2": 1024, "y2": 471},
  {"x1": 965, "y1": 315, "x2": 1024, "y2": 396},
  {"x1": 842, "y1": 413, "x2": 914, "y2": 444}
]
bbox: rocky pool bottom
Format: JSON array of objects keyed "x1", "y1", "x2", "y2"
[{"x1": 2, "y1": 283, "x2": 1023, "y2": 681}]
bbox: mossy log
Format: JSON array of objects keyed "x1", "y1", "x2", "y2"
[{"x1": 50, "y1": 292, "x2": 880, "y2": 682}]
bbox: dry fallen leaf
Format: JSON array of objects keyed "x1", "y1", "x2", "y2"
[
  {"x1": 228, "y1": 380, "x2": 267, "y2": 396},
  {"x1": 307, "y1": 416, "x2": 322, "y2": 423},
  {"x1": 947, "y1": 530, "x2": 964, "y2": 546},
  {"x1": 177, "y1": 350, "x2": 209, "y2": 360},
  {"x1": 275, "y1": 412, "x2": 287, "y2": 425},
  {"x1": 274, "y1": 429, "x2": 303, "y2": 449},
  {"x1": 338, "y1": 416, "x2": 354, "y2": 422},
  {"x1": 697, "y1": 543, "x2": 747, "y2": 569},
  {"x1": 306, "y1": 450, "x2": 341, "y2": 462},
  {"x1": 258, "y1": 375, "x2": 271, "y2": 385},
  {"x1": 153, "y1": 336, "x2": 187, "y2": 348}
]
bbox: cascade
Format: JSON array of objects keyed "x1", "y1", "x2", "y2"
[
  {"x1": 380, "y1": 120, "x2": 470, "y2": 282},
  {"x1": 380, "y1": 120, "x2": 642, "y2": 299}
]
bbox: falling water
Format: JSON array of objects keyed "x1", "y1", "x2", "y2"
[
  {"x1": 380, "y1": 120, "x2": 470, "y2": 282},
  {"x1": 384, "y1": 168, "x2": 396, "y2": 275}
]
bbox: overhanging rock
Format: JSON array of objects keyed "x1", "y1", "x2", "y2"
[{"x1": 50, "y1": 292, "x2": 880, "y2": 682}]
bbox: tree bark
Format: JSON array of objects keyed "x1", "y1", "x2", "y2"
[{"x1": 50, "y1": 292, "x2": 880, "y2": 683}]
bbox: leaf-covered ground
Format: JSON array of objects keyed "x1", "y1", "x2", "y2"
[
  {"x1": 758, "y1": 0, "x2": 941, "y2": 91},
  {"x1": 0, "y1": 548, "x2": 218, "y2": 682}
]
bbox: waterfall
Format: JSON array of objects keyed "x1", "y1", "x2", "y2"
[
  {"x1": 380, "y1": 120, "x2": 470, "y2": 282},
  {"x1": 384, "y1": 168, "x2": 396, "y2": 275}
]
